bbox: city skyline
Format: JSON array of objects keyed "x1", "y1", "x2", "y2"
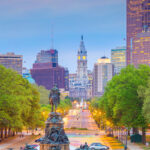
[{"x1": 0, "y1": 0, "x2": 125, "y2": 73}]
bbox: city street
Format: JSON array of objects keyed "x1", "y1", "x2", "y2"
[
  {"x1": 0, "y1": 108, "x2": 124, "y2": 150},
  {"x1": 64, "y1": 109, "x2": 124, "y2": 149},
  {"x1": 64, "y1": 109, "x2": 99, "y2": 130}
]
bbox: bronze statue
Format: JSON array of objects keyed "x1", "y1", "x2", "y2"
[{"x1": 49, "y1": 85, "x2": 60, "y2": 112}]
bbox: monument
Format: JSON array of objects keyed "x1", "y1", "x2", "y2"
[{"x1": 40, "y1": 85, "x2": 70, "y2": 150}]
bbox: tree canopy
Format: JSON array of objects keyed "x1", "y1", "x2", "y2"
[
  {"x1": 90, "y1": 65, "x2": 150, "y2": 143},
  {"x1": 0, "y1": 65, "x2": 43, "y2": 132},
  {"x1": 32, "y1": 84, "x2": 50, "y2": 105}
]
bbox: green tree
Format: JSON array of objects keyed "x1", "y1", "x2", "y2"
[
  {"x1": 32, "y1": 84, "x2": 50, "y2": 105},
  {"x1": 0, "y1": 65, "x2": 44, "y2": 139},
  {"x1": 141, "y1": 79, "x2": 150, "y2": 123},
  {"x1": 90, "y1": 65, "x2": 150, "y2": 144}
]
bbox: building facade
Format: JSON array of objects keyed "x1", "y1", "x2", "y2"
[
  {"x1": 31, "y1": 49, "x2": 69, "y2": 91},
  {"x1": 111, "y1": 47, "x2": 126, "y2": 74},
  {"x1": 132, "y1": 30, "x2": 150, "y2": 67},
  {"x1": 127, "y1": 0, "x2": 150, "y2": 65},
  {"x1": 69, "y1": 73, "x2": 77, "y2": 88},
  {"x1": 93, "y1": 57, "x2": 114, "y2": 97},
  {"x1": 36, "y1": 49, "x2": 58, "y2": 67},
  {"x1": 64, "y1": 68, "x2": 69, "y2": 91},
  {"x1": 0, "y1": 52, "x2": 23, "y2": 74}
]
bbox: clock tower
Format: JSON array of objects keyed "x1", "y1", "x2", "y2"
[{"x1": 77, "y1": 36, "x2": 88, "y2": 85}]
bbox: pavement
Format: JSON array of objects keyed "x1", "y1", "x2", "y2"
[
  {"x1": 0, "y1": 134, "x2": 40, "y2": 150},
  {"x1": 127, "y1": 140, "x2": 144, "y2": 150},
  {"x1": 64, "y1": 109, "x2": 99, "y2": 130}
]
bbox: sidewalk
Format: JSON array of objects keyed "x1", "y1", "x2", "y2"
[
  {"x1": 127, "y1": 140, "x2": 143, "y2": 150},
  {"x1": 0, "y1": 135, "x2": 40, "y2": 150}
]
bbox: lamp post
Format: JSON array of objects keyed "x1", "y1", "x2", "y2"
[{"x1": 124, "y1": 128, "x2": 128, "y2": 150}]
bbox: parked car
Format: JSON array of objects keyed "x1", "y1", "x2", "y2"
[
  {"x1": 24, "y1": 144, "x2": 39, "y2": 150},
  {"x1": 89, "y1": 143, "x2": 109, "y2": 150},
  {"x1": 35, "y1": 137, "x2": 44, "y2": 142}
]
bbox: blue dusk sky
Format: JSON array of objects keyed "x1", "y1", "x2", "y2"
[{"x1": 0, "y1": 0, "x2": 126, "y2": 73}]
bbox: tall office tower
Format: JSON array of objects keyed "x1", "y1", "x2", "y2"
[
  {"x1": 127, "y1": 0, "x2": 150, "y2": 65},
  {"x1": 77, "y1": 36, "x2": 88, "y2": 85},
  {"x1": 111, "y1": 47, "x2": 126, "y2": 74},
  {"x1": 36, "y1": 49, "x2": 58, "y2": 67},
  {"x1": 93, "y1": 57, "x2": 114, "y2": 97},
  {"x1": 132, "y1": 30, "x2": 150, "y2": 67},
  {"x1": 31, "y1": 50, "x2": 69, "y2": 91},
  {"x1": 0, "y1": 52, "x2": 23, "y2": 74}
]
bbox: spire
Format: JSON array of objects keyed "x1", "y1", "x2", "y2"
[
  {"x1": 51, "y1": 24, "x2": 54, "y2": 49},
  {"x1": 79, "y1": 35, "x2": 86, "y2": 52}
]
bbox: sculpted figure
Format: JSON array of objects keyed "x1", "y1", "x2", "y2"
[{"x1": 49, "y1": 85, "x2": 60, "y2": 112}]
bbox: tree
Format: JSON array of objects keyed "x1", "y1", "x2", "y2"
[
  {"x1": 90, "y1": 65, "x2": 150, "y2": 144},
  {"x1": 141, "y1": 79, "x2": 150, "y2": 123},
  {"x1": 0, "y1": 65, "x2": 44, "y2": 139},
  {"x1": 32, "y1": 84, "x2": 50, "y2": 105}
]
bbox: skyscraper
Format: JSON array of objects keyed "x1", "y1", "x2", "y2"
[
  {"x1": 77, "y1": 36, "x2": 88, "y2": 85},
  {"x1": 132, "y1": 30, "x2": 150, "y2": 67},
  {"x1": 111, "y1": 47, "x2": 126, "y2": 74},
  {"x1": 127, "y1": 0, "x2": 150, "y2": 65},
  {"x1": 93, "y1": 57, "x2": 114, "y2": 97},
  {"x1": 31, "y1": 49, "x2": 69, "y2": 91},
  {"x1": 36, "y1": 49, "x2": 58, "y2": 67},
  {"x1": 0, "y1": 52, "x2": 23, "y2": 74}
]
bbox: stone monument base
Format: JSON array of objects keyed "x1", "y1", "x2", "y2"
[
  {"x1": 40, "y1": 143, "x2": 69, "y2": 150},
  {"x1": 40, "y1": 112, "x2": 70, "y2": 150}
]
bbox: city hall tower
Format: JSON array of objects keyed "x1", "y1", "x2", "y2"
[{"x1": 77, "y1": 36, "x2": 88, "y2": 85}]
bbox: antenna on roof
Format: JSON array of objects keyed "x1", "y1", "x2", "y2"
[
  {"x1": 103, "y1": 49, "x2": 106, "y2": 57},
  {"x1": 51, "y1": 24, "x2": 54, "y2": 49},
  {"x1": 81, "y1": 35, "x2": 83, "y2": 41}
]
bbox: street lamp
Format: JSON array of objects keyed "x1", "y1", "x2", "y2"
[{"x1": 124, "y1": 127, "x2": 128, "y2": 150}]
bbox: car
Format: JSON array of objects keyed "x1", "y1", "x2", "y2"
[
  {"x1": 35, "y1": 137, "x2": 44, "y2": 142},
  {"x1": 24, "y1": 144, "x2": 39, "y2": 150},
  {"x1": 89, "y1": 143, "x2": 109, "y2": 150},
  {"x1": 35, "y1": 145, "x2": 40, "y2": 150}
]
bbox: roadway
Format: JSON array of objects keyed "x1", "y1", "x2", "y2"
[
  {"x1": 64, "y1": 109, "x2": 110, "y2": 149},
  {"x1": 64, "y1": 109, "x2": 99, "y2": 130}
]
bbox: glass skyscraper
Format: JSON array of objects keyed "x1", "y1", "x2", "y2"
[
  {"x1": 111, "y1": 47, "x2": 126, "y2": 74},
  {"x1": 127, "y1": 0, "x2": 150, "y2": 66},
  {"x1": 132, "y1": 31, "x2": 150, "y2": 67}
]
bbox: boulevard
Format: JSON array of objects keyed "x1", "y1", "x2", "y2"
[
  {"x1": 0, "y1": 108, "x2": 124, "y2": 150},
  {"x1": 64, "y1": 109, "x2": 99, "y2": 130}
]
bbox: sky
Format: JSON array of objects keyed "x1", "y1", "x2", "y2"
[{"x1": 0, "y1": 0, "x2": 126, "y2": 73}]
